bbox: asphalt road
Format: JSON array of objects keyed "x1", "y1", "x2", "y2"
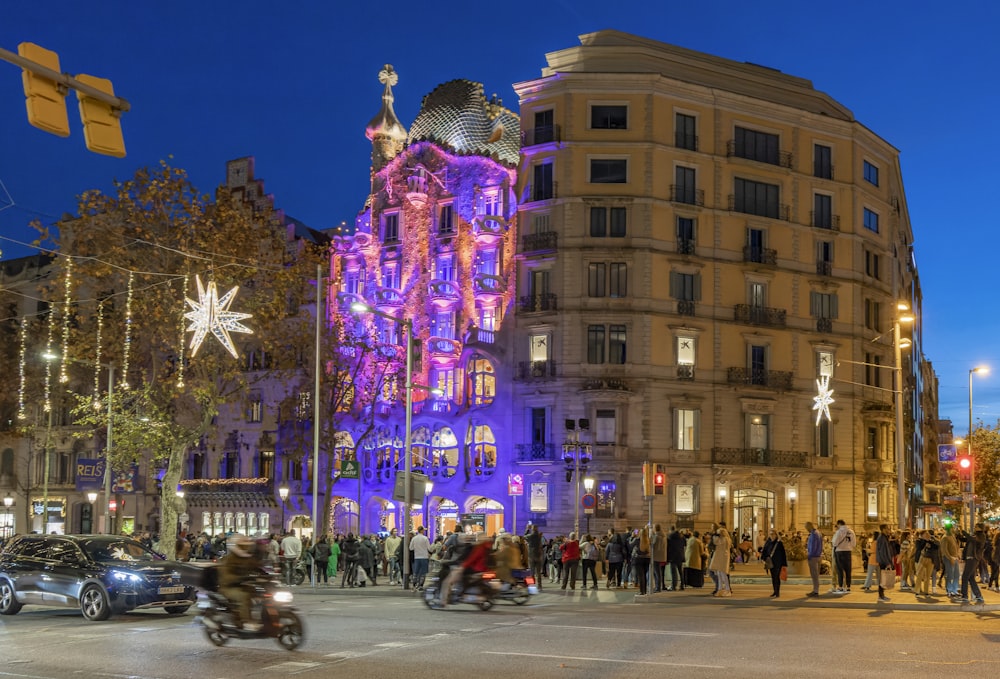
[{"x1": 1, "y1": 584, "x2": 998, "y2": 679}]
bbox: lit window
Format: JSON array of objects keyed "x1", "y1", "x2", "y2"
[{"x1": 468, "y1": 354, "x2": 495, "y2": 406}]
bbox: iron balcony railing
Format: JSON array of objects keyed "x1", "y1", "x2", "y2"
[
  {"x1": 816, "y1": 260, "x2": 833, "y2": 276},
  {"x1": 743, "y1": 246, "x2": 777, "y2": 265},
  {"x1": 677, "y1": 364, "x2": 694, "y2": 380},
  {"x1": 515, "y1": 443, "x2": 559, "y2": 462},
  {"x1": 521, "y1": 125, "x2": 561, "y2": 146},
  {"x1": 677, "y1": 300, "x2": 696, "y2": 316},
  {"x1": 520, "y1": 231, "x2": 558, "y2": 253},
  {"x1": 726, "y1": 140, "x2": 793, "y2": 168},
  {"x1": 729, "y1": 195, "x2": 790, "y2": 221},
  {"x1": 711, "y1": 447, "x2": 810, "y2": 468},
  {"x1": 726, "y1": 367, "x2": 793, "y2": 390},
  {"x1": 677, "y1": 238, "x2": 696, "y2": 255},
  {"x1": 810, "y1": 212, "x2": 841, "y2": 230},
  {"x1": 669, "y1": 185, "x2": 705, "y2": 206},
  {"x1": 816, "y1": 317, "x2": 833, "y2": 333},
  {"x1": 517, "y1": 359, "x2": 557, "y2": 379},
  {"x1": 734, "y1": 304, "x2": 786, "y2": 327},
  {"x1": 518, "y1": 293, "x2": 558, "y2": 313}
]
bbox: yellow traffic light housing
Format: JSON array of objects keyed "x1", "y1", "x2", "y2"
[
  {"x1": 76, "y1": 74, "x2": 126, "y2": 158},
  {"x1": 18, "y1": 42, "x2": 70, "y2": 137},
  {"x1": 641, "y1": 462, "x2": 653, "y2": 497}
]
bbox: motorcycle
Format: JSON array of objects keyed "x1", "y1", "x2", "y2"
[
  {"x1": 195, "y1": 568, "x2": 305, "y2": 650},
  {"x1": 495, "y1": 568, "x2": 539, "y2": 605},
  {"x1": 422, "y1": 565, "x2": 501, "y2": 611}
]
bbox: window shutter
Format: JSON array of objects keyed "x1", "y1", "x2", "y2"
[
  {"x1": 831, "y1": 294, "x2": 839, "y2": 319},
  {"x1": 810, "y1": 291, "x2": 819, "y2": 317},
  {"x1": 693, "y1": 273, "x2": 702, "y2": 301}
]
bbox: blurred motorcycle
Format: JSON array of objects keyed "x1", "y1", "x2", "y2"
[
  {"x1": 422, "y1": 565, "x2": 501, "y2": 611},
  {"x1": 495, "y1": 568, "x2": 538, "y2": 605},
  {"x1": 195, "y1": 568, "x2": 304, "y2": 650}
]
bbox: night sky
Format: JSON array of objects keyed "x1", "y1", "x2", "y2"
[{"x1": 1, "y1": 1, "x2": 997, "y2": 430}]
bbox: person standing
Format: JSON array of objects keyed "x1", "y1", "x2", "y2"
[
  {"x1": 580, "y1": 534, "x2": 599, "y2": 589},
  {"x1": 312, "y1": 535, "x2": 332, "y2": 585},
  {"x1": 605, "y1": 530, "x2": 625, "y2": 588},
  {"x1": 409, "y1": 526, "x2": 432, "y2": 590},
  {"x1": 525, "y1": 524, "x2": 545, "y2": 591},
  {"x1": 959, "y1": 523, "x2": 986, "y2": 604},
  {"x1": 340, "y1": 533, "x2": 360, "y2": 587},
  {"x1": 279, "y1": 530, "x2": 302, "y2": 586},
  {"x1": 651, "y1": 524, "x2": 667, "y2": 593},
  {"x1": 805, "y1": 522, "x2": 822, "y2": 597},
  {"x1": 939, "y1": 525, "x2": 960, "y2": 597},
  {"x1": 709, "y1": 523, "x2": 733, "y2": 597},
  {"x1": 667, "y1": 527, "x2": 687, "y2": 591},
  {"x1": 875, "y1": 523, "x2": 894, "y2": 603},
  {"x1": 632, "y1": 526, "x2": 652, "y2": 595},
  {"x1": 914, "y1": 530, "x2": 938, "y2": 596},
  {"x1": 685, "y1": 530, "x2": 705, "y2": 588},
  {"x1": 831, "y1": 519, "x2": 856, "y2": 593},
  {"x1": 384, "y1": 528, "x2": 402, "y2": 585},
  {"x1": 761, "y1": 530, "x2": 787, "y2": 598},
  {"x1": 560, "y1": 531, "x2": 581, "y2": 591},
  {"x1": 327, "y1": 534, "x2": 341, "y2": 581}
]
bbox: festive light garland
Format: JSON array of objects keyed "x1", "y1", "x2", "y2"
[
  {"x1": 179, "y1": 477, "x2": 271, "y2": 487},
  {"x1": 120, "y1": 271, "x2": 134, "y2": 390},
  {"x1": 177, "y1": 275, "x2": 188, "y2": 388},
  {"x1": 93, "y1": 300, "x2": 104, "y2": 409},
  {"x1": 812, "y1": 375, "x2": 835, "y2": 425},
  {"x1": 184, "y1": 275, "x2": 253, "y2": 358},
  {"x1": 58, "y1": 256, "x2": 73, "y2": 384},
  {"x1": 17, "y1": 314, "x2": 26, "y2": 421},
  {"x1": 44, "y1": 301, "x2": 55, "y2": 414}
]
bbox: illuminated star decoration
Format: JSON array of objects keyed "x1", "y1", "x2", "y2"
[
  {"x1": 184, "y1": 276, "x2": 253, "y2": 358},
  {"x1": 812, "y1": 375, "x2": 835, "y2": 425}
]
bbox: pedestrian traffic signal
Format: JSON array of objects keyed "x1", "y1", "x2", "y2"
[
  {"x1": 653, "y1": 472, "x2": 666, "y2": 495},
  {"x1": 18, "y1": 42, "x2": 70, "y2": 137}
]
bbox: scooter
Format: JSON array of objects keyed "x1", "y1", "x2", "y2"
[
  {"x1": 422, "y1": 565, "x2": 501, "y2": 611},
  {"x1": 495, "y1": 568, "x2": 539, "y2": 605},
  {"x1": 195, "y1": 569, "x2": 305, "y2": 650}
]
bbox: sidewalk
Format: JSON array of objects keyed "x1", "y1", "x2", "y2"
[{"x1": 635, "y1": 561, "x2": 1000, "y2": 612}]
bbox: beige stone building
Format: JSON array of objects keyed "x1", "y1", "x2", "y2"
[{"x1": 510, "y1": 30, "x2": 937, "y2": 539}]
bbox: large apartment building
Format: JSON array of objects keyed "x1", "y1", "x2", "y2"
[{"x1": 511, "y1": 30, "x2": 938, "y2": 539}]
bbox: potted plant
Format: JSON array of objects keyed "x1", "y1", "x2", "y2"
[{"x1": 782, "y1": 532, "x2": 808, "y2": 574}]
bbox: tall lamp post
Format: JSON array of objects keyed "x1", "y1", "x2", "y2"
[
  {"x1": 562, "y1": 419, "x2": 592, "y2": 537},
  {"x1": 893, "y1": 303, "x2": 915, "y2": 530},
  {"x1": 583, "y1": 477, "x2": 595, "y2": 536},
  {"x1": 788, "y1": 488, "x2": 797, "y2": 531},
  {"x1": 86, "y1": 491, "x2": 97, "y2": 533},
  {"x1": 3, "y1": 492, "x2": 13, "y2": 539},
  {"x1": 968, "y1": 366, "x2": 989, "y2": 530},
  {"x1": 719, "y1": 487, "x2": 727, "y2": 524},
  {"x1": 278, "y1": 484, "x2": 289, "y2": 533}
]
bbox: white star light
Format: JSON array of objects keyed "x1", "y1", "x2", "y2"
[
  {"x1": 812, "y1": 375, "x2": 835, "y2": 425},
  {"x1": 184, "y1": 276, "x2": 253, "y2": 358}
]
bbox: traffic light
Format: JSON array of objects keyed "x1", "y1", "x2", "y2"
[
  {"x1": 958, "y1": 455, "x2": 973, "y2": 490},
  {"x1": 654, "y1": 471, "x2": 666, "y2": 495},
  {"x1": 641, "y1": 462, "x2": 653, "y2": 497},
  {"x1": 76, "y1": 74, "x2": 126, "y2": 158},
  {"x1": 18, "y1": 42, "x2": 70, "y2": 137}
]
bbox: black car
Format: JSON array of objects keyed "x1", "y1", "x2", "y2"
[{"x1": 0, "y1": 534, "x2": 196, "y2": 621}]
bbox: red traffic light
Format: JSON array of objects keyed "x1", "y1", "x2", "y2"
[
  {"x1": 958, "y1": 456, "x2": 972, "y2": 470},
  {"x1": 654, "y1": 473, "x2": 665, "y2": 485}
]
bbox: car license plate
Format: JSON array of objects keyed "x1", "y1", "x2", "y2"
[{"x1": 159, "y1": 586, "x2": 185, "y2": 594}]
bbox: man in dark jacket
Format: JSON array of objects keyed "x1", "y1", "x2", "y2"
[
  {"x1": 959, "y1": 524, "x2": 986, "y2": 604},
  {"x1": 667, "y1": 528, "x2": 687, "y2": 591},
  {"x1": 358, "y1": 535, "x2": 377, "y2": 586},
  {"x1": 340, "y1": 533, "x2": 360, "y2": 588}
]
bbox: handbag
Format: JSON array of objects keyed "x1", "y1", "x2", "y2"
[
  {"x1": 763, "y1": 556, "x2": 774, "y2": 569},
  {"x1": 779, "y1": 566, "x2": 787, "y2": 581},
  {"x1": 880, "y1": 567, "x2": 895, "y2": 590}
]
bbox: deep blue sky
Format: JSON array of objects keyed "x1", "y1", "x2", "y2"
[{"x1": 2, "y1": 1, "x2": 997, "y2": 429}]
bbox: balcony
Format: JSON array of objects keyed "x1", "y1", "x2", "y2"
[
  {"x1": 472, "y1": 273, "x2": 505, "y2": 299},
  {"x1": 336, "y1": 291, "x2": 365, "y2": 310},
  {"x1": 465, "y1": 325, "x2": 495, "y2": 345},
  {"x1": 810, "y1": 212, "x2": 840, "y2": 230},
  {"x1": 743, "y1": 246, "x2": 777, "y2": 265},
  {"x1": 520, "y1": 231, "x2": 558, "y2": 253},
  {"x1": 669, "y1": 185, "x2": 705, "y2": 206},
  {"x1": 729, "y1": 195, "x2": 790, "y2": 221},
  {"x1": 726, "y1": 367, "x2": 793, "y2": 390},
  {"x1": 677, "y1": 364, "x2": 694, "y2": 380},
  {"x1": 582, "y1": 377, "x2": 630, "y2": 392},
  {"x1": 726, "y1": 140, "x2": 793, "y2": 168},
  {"x1": 518, "y1": 359, "x2": 557, "y2": 379},
  {"x1": 428, "y1": 280, "x2": 460, "y2": 305},
  {"x1": 734, "y1": 304, "x2": 786, "y2": 327},
  {"x1": 816, "y1": 260, "x2": 833, "y2": 276},
  {"x1": 712, "y1": 447, "x2": 810, "y2": 468},
  {"x1": 677, "y1": 238, "x2": 696, "y2": 255},
  {"x1": 677, "y1": 300, "x2": 696, "y2": 316},
  {"x1": 515, "y1": 443, "x2": 559, "y2": 462},
  {"x1": 472, "y1": 215, "x2": 506, "y2": 244},
  {"x1": 426, "y1": 336, "x2": 461, "y2": 364},
  {"x1": 816, "y1": 317, "x2": 833, "y2": 333},
  {"x1": 374, "y1": 287, "x2": 403, "y2": 307},
  {"x1": 518, "y1": 293, "x2": 558, "y2": 313},
  {"x1": 522, "y1": 125, "x2": 560, "y2": 146}
]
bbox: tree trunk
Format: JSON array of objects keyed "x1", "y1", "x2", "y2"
[{"x1": 158, "y1": 442, "x2": 188, "y2": 560}]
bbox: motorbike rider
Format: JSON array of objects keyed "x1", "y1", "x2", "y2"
[
  {"x1": 493, "y1": 532, "x2": 522, "y2": 588},
  {"x1": 437, "y1": 531, "x2": 493, "y2": 608},
  {"x1": 217, "y1": 533, "x2": 264, "y2": 631}
]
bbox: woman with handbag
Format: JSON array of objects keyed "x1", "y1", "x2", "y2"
[
  {"x1": 876, "y1": 524, "x2": 895, "y2": 603},
  {"x1": 762, "y1": 530, "x2": 787, "y2": 598}
]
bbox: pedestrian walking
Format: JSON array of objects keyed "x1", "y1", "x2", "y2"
[{"x1": 761, "y1": 529, "x2": 787, "y2": 598}]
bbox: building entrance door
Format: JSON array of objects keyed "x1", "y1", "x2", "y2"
[{"x1": 733, "y1": 488, "x2": 774, "y2": 551}]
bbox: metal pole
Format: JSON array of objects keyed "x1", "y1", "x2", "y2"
[
  {"x1": 402, "y1": 320, "x2": 413, "y2": 590},
  {"x1": 0, "y1": 46, "x2": 131, "y2": 111},
  {"x1": 311, "y1": 265, "x2": 321, "y2": 588},
  {"x1": 573, "y1": 435, "x2": 580, "y2": 537},
  {"x1": 894, "y1": 319, "x2": 906, "y2": 530},
  {"x1": 42, "y1": 406, "x2": 52, "y2": 534},
  {"x1": 969, "y1": 369, "x2": 975, "y2": 531},
  {"x1": 103, "y1": 362, "x2": 114, "y2": 534}
]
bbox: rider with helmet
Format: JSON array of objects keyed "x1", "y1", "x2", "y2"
[
  {"x1": 218, "y1": 533, "x2": 263, "y2": 631},
  {"x1": 436, "y1": 531, "x2": 493, "y2": 608}
]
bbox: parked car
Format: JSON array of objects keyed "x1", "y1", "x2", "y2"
[{"x1": 0, "y1": 534, "x2": 196, "y2": 621}]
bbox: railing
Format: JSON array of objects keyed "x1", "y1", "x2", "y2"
[
  {"x1": 675, "y1": 133, "x2": 699, "y2": 151},
  {"x1": 374, "y1": 287, "x2": 403, "y2": 306},
  {"x1": 726, "y1": 140, "x2": 793, "y2": 168},
  {"x1": 726, "y1": 367, "x2": 793, "y2": 390},
  {"x1": 472, "y1": 273, "x2": 504, "y2": 297},
  {"x1": 816, "y1": 317, "x2": 833, "y2": 333},
  {"x1": 465, "y1": 326, "x2": 495, "y2": 345},
  {"x1": 518, "y1": 293, "x2": 558, "y2": 312},
  {"x1": 677, "y1": 364, "x2": 694, "y2": 380},
  {"x1": 743, "y1": 246, "x2": 777, "y2": 265},
  {"x1": 677, "y1": 299, "x2": 696, "y2": 316},
  {"x1": 582, "y1": 377, "x2": 630, "y2": 391},
  {"x1": 816, "y1": 260, "x2": 832, "y2": 276},
  {"x1": 734, "y1": 304, "x2": 786, "y2": 327},
  {"x1": 428, "y1": 279, "x2": 460, "y2": 301},
  {"x1": 522, "y1": 125, "x2": 560, "y2": 146},
  {"x1": 515, "y1": 443, "x2": 559, "y2": 462},
  {"x1": 729, "y1": 195, "x2": 790, "y2": 221},
  {"x1": 520, "y1": 231, "x2": 558, "y2": 253},
  {"x1": 517, "y1": 360, "x2": 557, "y2": 379},
  {"x1": 677, "y1": 238, "x2": 696, "y2": 255},
  {"x1": 712, "y1": 447, "x2": 810, "y2": 468},
  {"x1": 810, "y1": 212, "x2": 840, "y2": 230},
  {"x1": 669, "y1": 185, "x2": 705, "y2": 206}
]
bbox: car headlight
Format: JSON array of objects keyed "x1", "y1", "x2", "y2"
[
  {"x1": 273, "y1": 590, "x2": 293, "y2": 604},
  {"x1": 111, "y1": 570, "x2": 143, "y2": 583}
]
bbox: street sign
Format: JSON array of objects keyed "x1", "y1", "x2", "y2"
[
  {"x1": 581, "y1": 493, "x2": 596, "y2": 514},
  {"x1": 340, "y1": 460, "x2": 360, "y2": 480},
  {"x1": 508, "y1": 473, "x2": 524, "y2": 496},
  {"x1": 938, "y1": 444, "x2": 957, "y2": 462}
]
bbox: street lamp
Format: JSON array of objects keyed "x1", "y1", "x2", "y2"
[
  {"x1": 86, "y1": 491, "x2": 97, "y2": 534},
  {"x1": 278, "y1": 484, "x2": 289, "y2": 533},
  {"x1": 422, "y1": 480, "x2": 434, "y2": 538},
  {"x1": 968, "y1": 366, "x2": 988, "y2": 530},
  {"x1": 583, "y1": 477, "x2": 595, "y2": 536},
  {"x1": 893, "y1": 302, "x2": 914, "y2": 530},
  {"x1": 562, "y1": 419, "x2": 592, "y2": 537},
  {"x1": 719, "y1": 487, "x2": 727, "y2": 523},
  {"x1": 788, "y1": 488, "x2": 797, "y2": 531},
  {"x1": 3, "y1": 492, "x2": 13, "y2": 539}
]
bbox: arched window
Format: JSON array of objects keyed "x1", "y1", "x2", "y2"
[
  {"x1": 467, "y1": 354, "x2": 495, "y2": 406},
  {"x1": 411, "y1": 426, "x2": 431, "y2": 474},
  {"x1": 431, "y1": 427, "x2": 459, "y2": 478},
  {"x1": 467, "y1": 424, "x2": 497, "y2": 477}
]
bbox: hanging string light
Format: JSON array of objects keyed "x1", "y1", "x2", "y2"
[
  {"x1": 17, "y1": 315, "x2": 27, "y2": 421},
  {"x1": 44, "y1": 303, "x2": 56, "y2": 414},
  {"x1": 93, "y1": 299, "x2": 105, "y2": 409},
  {"x1": 120, "y1": 271, "x2": 134, "y2": 390},
  {"x1": 58, "y1": 256, "x2": 73, "y2": 384},
  {"x1": 177, "y1": 275, "x2": 188, "y2": 388}
]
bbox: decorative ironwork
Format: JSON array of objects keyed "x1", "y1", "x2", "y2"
[
  {"x1": 677, "y1": 364, "x2": 694, "y2": 380},
  {"x1": 816, "y1": 260, "x2": 833, "y2": 276},
  {"x1": 742, "y1": 246, "x2": 777, "y2": 265},
  {"x1": 726, "y1": 367, "x2": 793, "y2": 390},
  {"x1": 726, "y1": 140, "x2": 793, "y2": 168},
  {"x1": 734, "y1": 304, "x2": 786, "y2": 327},
  {"x1": 518, "y1": 293, "x2": 558, "y2": 312},
  {"x1": 712, "y1": 447, "x2": 810, "y2": 468},
  {"x1": 816, "y1": 317, "x2": 833, "y2": 333},
  {"x1": 521, "y1": 125, "x2": 560, "y2": 146},
  {"x1": 677, "y1": 300, "x2": 696, "y2": 316},
  {"x1": 582, "y1": 377, "x2": 630, "y2": 391},
  {"x1": 520, "y1": 231, "x2": 558, "y2": 253},
  {"x1": 517, "y1": 360, "x2": 557, "y2": 379},
  {"x1": 669, "y1": 185, "x2": 705, "y2": 206},
  {"x1": 810, "y1": 212, "x2": 840, "y2": 230},
  {"x1": 677, "y1": 238, "x2": 696, "y2": 255},
  {"x1": 515, "y1": 443, "x2": 558, "y2": 462}
]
